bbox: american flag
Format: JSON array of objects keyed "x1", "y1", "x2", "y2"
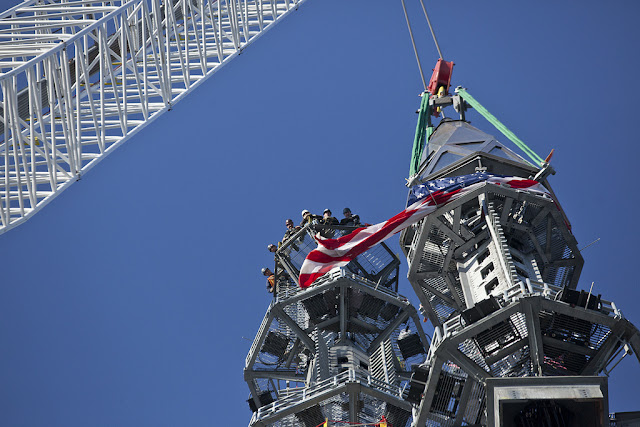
[{"x1": 298, "y1": 173, "x2": 551, "y2": 288}]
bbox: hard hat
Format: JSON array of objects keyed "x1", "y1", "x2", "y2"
[
  {"x1": 343, "y1": 207, "x2": 351, "y2": 214},
  {"x1": 323, "y1": 208, "x2": 331, "y2": 214},
  {"x1": 267, "y1": 244, "x2": 276, "y2": 250},
  {"x1": 286, "y1": 218, "x2": 293, "y2": 225},
  {"x1": 301, "y1": 209, "x2": 310, "y2": 216},
  {"x1": 261, "y1": 267, "x2": 268, "y2": 275}
]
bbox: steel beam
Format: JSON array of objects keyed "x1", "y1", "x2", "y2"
[
  {"x1": 411, "y1": 359, "x2": 442, "y2": 427},
  {"x1": 523, "y1": 298, "x2": 544, "y2": 375},
  {"x1": 453, "y1": 377, "x2": 474, "y2": 425},
  {"x1": 581, "y1": 321, "x2": 626, "y2": 375},
  {"x1": 272, "y1": 305, "x2": 315, "y2": 352},
  {"x1": 541, "y1": 336, "x2": 596, "y2": 357},
  {"x1": 368, "y1": 309, "x2": 410, "y2": 353},
  {"x1": 244, "y1": 369, "x2": 306, "y2": 382}
]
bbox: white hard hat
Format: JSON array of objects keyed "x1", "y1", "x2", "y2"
[{"x1": 301, "y1": 209, "x2": 310, "y2": 216}]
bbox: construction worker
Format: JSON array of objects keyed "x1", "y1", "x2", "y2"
[
  {"x1": 268, "y1": 243, "x2": 287, "y2": 279},
  {"x1": 317, "y1": 209, "x2": 338, "y2": 238},
  {"x1": 340, "y1": 207, "x2": 361, "y2": 226},
  {"x1": 281, "y1": 219, "x2": 301, "y2": 251},
  {"x1": 262, "y1": 267, "x2": 275, "y2": 293},
  {"x1": 300, "y1": 209, "x2": 322, "y2": 227},
  {"x1": 282, "y1": 219, "x2": 301, "y2": 241},
  {"x1": 321, "y1": 209, "x2": 339, "y2": 226}
]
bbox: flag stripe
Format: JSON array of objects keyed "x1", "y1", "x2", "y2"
[{"x1": 298, "y1": 173, "x2": 551, "y2": 288}]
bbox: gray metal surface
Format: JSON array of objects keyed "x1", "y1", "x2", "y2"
[
  {"x1": 486, "y1": 376, "x2": 609, "y2": 427},
  {"x1": 416, "y1": 120, "x2": 532, "y2": 182}
]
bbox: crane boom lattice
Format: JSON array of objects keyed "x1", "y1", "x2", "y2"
[{"x1": 0, "y1": 0, "x2": 305, "y2": 234}]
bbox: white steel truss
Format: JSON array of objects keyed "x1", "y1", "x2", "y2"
[{"x1": 0, "y1": 0, "x2": 306, "y2": 234}]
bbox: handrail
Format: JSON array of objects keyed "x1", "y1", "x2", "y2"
[
  {"x1": 254, "y1": 368, "x2": 404, "y2": 421},
  {"x1": 276, "y1": 222, "x2": 401, "y2": 294},
  {"x1": 501, "y1": 279, "x2": 620, "y2": 317},
  {"x1": 427, "y1": 278, "x2": 623, "y2": 358},
  {"x1": 245, "y1": 300, "x2": 275, "y2": 368}
]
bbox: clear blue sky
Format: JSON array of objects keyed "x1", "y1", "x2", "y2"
[{"x1": 0, "y1": 0, "x2": 638, "y2": 425}]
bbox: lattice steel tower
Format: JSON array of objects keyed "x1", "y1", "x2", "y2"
[
  {"x1": 400, "y1": 89, "x2": 640, "y2": 426},
  {"x1": 245, "y1": 225, "x2": 431, "y2": 426},
  {"x1": 245, "y1": 88, "x2": 640, "y2": 426},
  {"x1": 0, "y1": 0, "x2": 307, "y2": 234}
]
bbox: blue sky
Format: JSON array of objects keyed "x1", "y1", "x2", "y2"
[{"x1": 0, "y1": 0, "x2": 638, "y2": 425}]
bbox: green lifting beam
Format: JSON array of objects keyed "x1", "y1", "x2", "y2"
[
  {"x1": 456, "y1": 87, "x2": 545, "y2": 166},
  {"x1": 409, "y1": 93, "x2": 433, "y2": 177},
  {"x1": 409, "y1": 88, "x2": 545, "y2": 178}
]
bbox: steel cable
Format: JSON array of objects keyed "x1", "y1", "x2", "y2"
[
  {"x1": 400, "y1": 0, "x2": 427, "y2": 91},
  {"x1": 419, "y1": 0, "x2": 444, "y2": 59}
]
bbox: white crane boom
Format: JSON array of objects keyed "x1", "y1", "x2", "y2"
[{"x1": 0, "y1": 0, "x2": 305, "y2": 234}]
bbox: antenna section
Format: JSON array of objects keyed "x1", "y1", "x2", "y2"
[
  {"x1": 401, "y1": 101, "x2": 640, "y2": 426},
  {"x1": 245, "y1": 223, "x2": 428, "y2": 426}
]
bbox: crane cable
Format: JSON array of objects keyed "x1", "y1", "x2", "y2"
[
  {"x1": 400, "y1": 0, "x2": 445, "y2": 91},
  {"x1": 400, "y1": 0, "x2": 427, "y2": 91},
  {"x1": 418, "y1": 0, "x2": 444, "y2": 60}
]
